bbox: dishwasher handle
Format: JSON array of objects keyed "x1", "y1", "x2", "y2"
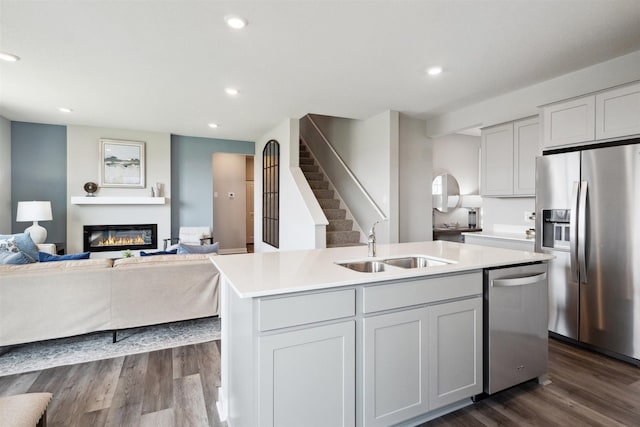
[{"x1": 492, "y1": 272, "x2": 547, "y2": 287}]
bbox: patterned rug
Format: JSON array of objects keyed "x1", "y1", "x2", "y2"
[{"x1": 0, "y1": 316, "x2": 220, "y2": 376}]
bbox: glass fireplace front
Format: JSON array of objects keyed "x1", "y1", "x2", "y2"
[{"x1": 83, "y1": 224, "x2": 157, "y2": 252}]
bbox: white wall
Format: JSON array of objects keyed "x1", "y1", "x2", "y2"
[
  {"x1": 254, "y1": 119, "x2": 321, "y2": 252},
  {"x1": 213, "y1": 153, "x2": 247, "y2": 254},
  {"x1": 66, "y1": 125, "x2": 171, "y2": 255},
  {"x1": 0, "y1": 116, "x2": 10, "y2": 233},
  {"x1": 431, "y1": 133, "x2": 481, "y2": 227},
  {"x1": 481, "y1": 197, "x2": 535, "y2": 235},
  {"x1": 309, "y1": 111, "x2": 399, "y2": 243},
  {"x1": 427, "y1": 49, "x2": 640, "y2": 137},
  {"x1": 398, "y1": 114, "x2": 432, "y2": 242}
]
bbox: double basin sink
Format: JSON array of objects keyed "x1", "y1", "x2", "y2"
[{"x1": 337, "y1": 255, "x2": 453, "y2": 273}]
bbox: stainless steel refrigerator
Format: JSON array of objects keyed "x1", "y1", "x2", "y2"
[{"x1": 536, "y1": 139, "x2": 640, "y2": 365}]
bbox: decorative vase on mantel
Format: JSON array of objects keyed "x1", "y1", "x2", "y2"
[{"x1": 84, "y1": 182, "x2": 98, "y2": 197}]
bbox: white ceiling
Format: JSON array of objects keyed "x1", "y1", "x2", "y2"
[{"x1": 2, "y1": 1, "x2": 640, "y2": 142}]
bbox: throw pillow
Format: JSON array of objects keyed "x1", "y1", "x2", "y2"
[
  {"x1": 0, "y1": 250, "x2": 32, "y2": 265},
  {"x1": 0, "y1": 236, "x2": 20, "y2": 254},
  {"x1": 0, "y1": 232, "x2": 39, "y2": 262},
  {"x1": 177, "y1": 242, "x2": 220, "y2": 254},
  {"x1": 140, "y1": 248, "x2": 178, "y2": 256},
  {"x1": 39, "y1": 251, "x2": 91, "y2": 262}
]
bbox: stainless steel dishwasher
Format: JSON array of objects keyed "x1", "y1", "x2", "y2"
[{"x1": 483, "y1": 263, "x2": 549, "y2": 395}]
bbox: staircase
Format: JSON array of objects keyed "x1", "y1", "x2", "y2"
[{"x1": 299, "y1": 141, "x2": 362, "y2": 247}]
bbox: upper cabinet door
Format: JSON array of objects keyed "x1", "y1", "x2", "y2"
[
  {"x1": 481, "y1": 123, "x2": 514, "y2": 196},
  {"x1": 513, "y1": 117, "x2": 539, "y2": 196},
  {"x1": 596, "y1": 81, "x2": 640, "y2": 140},
  {"x1": 542, "y1": 96, "x2": 595, "y2": 149}
]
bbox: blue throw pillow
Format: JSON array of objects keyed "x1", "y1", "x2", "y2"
[
  {"x1": 39, "y1": 251, "x2": 91, "y2": 262},
  {"x1": 0, "y1": 232, "x2": 39, "y2": 263},
  {"x1": 140, "y1": 248, "x2": 178, "y2": 256},
  {"x1": 177, "y1": 242, "x2": 219, "y2": 254},
  {"x1": 0, "y1": 250, "x2": 32, "y2": 265}
]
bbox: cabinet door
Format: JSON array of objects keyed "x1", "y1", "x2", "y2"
[
  {"x1": 513, "y1": 117, "x2": 539, "y2": 195},
  {"x1": 542, "y1": 96, "x2": 595, "y2": 149},
  {"x1": 362, "y1": 308, "x2": 429, "y2": 426},
  {"x1": 481, "y1": 123, "x2": 514, "y2": 196},
  {"x1": 428, "y1": 297, "x2": 482, "y2": 410},
  {"x1": 596, "y1": 82, "x2": 640, "y2": 140},
  {"x1": 258, "y1": 321, "x2": 355, "y2": 427}
]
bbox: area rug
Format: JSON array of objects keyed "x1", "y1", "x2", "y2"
[{"x1": 0, "y1": 316, "x2": 220, "y2": 376}]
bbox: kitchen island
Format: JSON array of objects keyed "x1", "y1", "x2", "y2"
[{"x1": 211, "y1": 241, "x2": 552, "y2": 427}]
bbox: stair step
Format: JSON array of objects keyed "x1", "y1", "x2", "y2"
[
  {"x1": 300, "y1": 164, "x2": 319, "y2": 173},
  {"x1": 327, "y1": 219, "x2": 353, "y2": 232},
  {"x1": 327, "y1": 242, "x2": 366, "y2": 248},
  {"x1": 300, "y1": 157, "x2": 315, "y2": 165},
  {"x1": 308, "y1": 180, "x2": 329, "y2": 190},
  {"x1": 318, "y1": 199, "x2": 340, "y2": 209},
  {"x1": 299, "y1": 150, "x2": 311, "y2": 158},
  {"x1": 326, "y1": 231, "x2": 361, "y2": 245},
  {"x1": 313, "y1": 189, "x2": 334, "y2": 199},
  {"x1": 323, "y1": 208, "x2": 347, "y2": 220},
  {"x1": 303, "y1": 171, "x2": 324, "y2": 181}
]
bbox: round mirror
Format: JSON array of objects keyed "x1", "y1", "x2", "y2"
[{"x1": 432, "y1": 173, "x2": 460, "y2": 213}]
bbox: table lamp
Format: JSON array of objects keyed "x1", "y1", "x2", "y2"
[
  {"x1": 461, "y1": 195, "x2": 483, "y2": 228},
  {"x1": 16, "y1": 201, "x2": 53, "y2": 244}
]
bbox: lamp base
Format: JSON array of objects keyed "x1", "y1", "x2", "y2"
[{"x1": 25, "y1": 222, "x2": 47, "y2": 244}]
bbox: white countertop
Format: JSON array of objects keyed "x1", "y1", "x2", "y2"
[
  {"x1": 462, "y1": 231, "x2": 535, "y2": 243},
  {"x1": 210, "y1": 241, "x2": 551, "y2": 299}
]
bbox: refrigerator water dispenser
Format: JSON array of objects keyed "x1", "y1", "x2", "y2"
[{"x1": 542, "y1": 209, "x2": 571, "y2": 250}]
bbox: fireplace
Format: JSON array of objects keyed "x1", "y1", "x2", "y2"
[{"x1": 83, "y1": 224, "x2": 157, "y2": 252}]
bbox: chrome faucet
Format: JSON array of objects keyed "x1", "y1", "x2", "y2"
[{"x1": 368, "y1": 221, "x2": 379, "y2": 257}]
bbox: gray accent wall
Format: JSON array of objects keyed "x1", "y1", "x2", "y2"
[
  {"x1": 171, "y1": 135, "x2": 254, "y2": 238},
  {"x1": 0, "y1": 116, "x2": 11, "y2": 234},
  {"x1": 11, "y1": 122, "x2": 67, "y2": 245}
]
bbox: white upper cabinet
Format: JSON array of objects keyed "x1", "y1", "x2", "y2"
[
  {"x1": 481, "y1": 123, "x2": 514, "y2": 196},
  {"x1": 542, "y1": 96, "x2": 595, "y2": 149},
  {"x1": 481, "y1": 117, "x2": 538, "y2": 197},
  {"x1": 542, "y1": 80, "x2": 640, "y2": 150},
  {"x1": 595, "y1": 81, "x2": 640, "y2": 140},
  {"x1": 514, "y1": 117, "x2": 539, "y2": 195}
]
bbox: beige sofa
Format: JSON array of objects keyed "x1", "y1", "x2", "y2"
[{"x1": 0, "y1": 254, "x2": 220, "y2": 347}]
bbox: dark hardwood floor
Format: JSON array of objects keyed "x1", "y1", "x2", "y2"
[{"x1": 0, "y1": 338, "x2": 638, "y2": 426}]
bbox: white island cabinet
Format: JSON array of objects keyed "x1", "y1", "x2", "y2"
[{"x1": 212, "y1": 241, "x2": 552, "y2": 427}]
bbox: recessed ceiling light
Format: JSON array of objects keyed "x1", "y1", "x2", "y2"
[
  {"x1": 225, "y1": 87, "x2": 239, "y2": 96},
  {"x1": 58, "y1": 107, "x2": 73, "y2": 113},
  {"x1": 225, "y1": 15, "x2": 247, "y2": 29},
  {"x1": 208, "y1": 123, "x2": 219, "y2": 129},
  {"x1": 427, "y1": 66, "x2": 443, "y2": 76},
  {"x1": 0, "y1": 52, "x2": 20, "y2": 62}
]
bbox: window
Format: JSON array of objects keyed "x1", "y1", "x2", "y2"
[{"x1": 262, "y1": 140, "x2": 279, "y2": 248}]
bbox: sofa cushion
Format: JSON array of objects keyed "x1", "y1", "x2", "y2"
[
  {"x1": 113, "y1": 253, "x2": 215, "y2": 267},
  {"x1": 0, "y1": 251, "x2": 32, "y2": 265},
  {"x1": 0, "y1": 258, "x2": 113, "y2": 275},
  {"x1": 177, "y1": 242, "x2": 219, "y2": 254},
  {"x1": 0, "y1": 233, "x2": 39, "y2": 262}
]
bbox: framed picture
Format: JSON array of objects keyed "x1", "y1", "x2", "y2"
[{"x1": 99, "y1": 139, "x2": 146, "y2": 188}]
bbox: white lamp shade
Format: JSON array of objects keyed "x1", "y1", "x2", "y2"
[
  {"x1": 16, "y1": 201, "x2": 53, "y2": 222},
  {"x1": 461, "y1": 195, "x2": 483, "y2": 209},
  {"x1": 16, "y1": 201, "x2": 52, "y2": 244}
]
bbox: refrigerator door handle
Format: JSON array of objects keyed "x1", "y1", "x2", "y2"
[
  {"x1": 569, "y1": 181, "x2": 580, "y2": 283},
  {"x1": 578, "y1": 181, "x2": 588, "y2": 284}
]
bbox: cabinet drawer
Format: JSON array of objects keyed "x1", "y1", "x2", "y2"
[
  {"x1": 258, "y1": 289, "x2": 355, "y2": 331},
  {"x1": 362, "y1": 272, "x2": 481, "y2": 314}
]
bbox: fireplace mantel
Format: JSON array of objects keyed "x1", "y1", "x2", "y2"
[{"x1": 71, "y1": 196, "x2": 165, "y2": 205}]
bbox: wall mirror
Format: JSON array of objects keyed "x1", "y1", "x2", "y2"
[{"x1": 432, "y1": 173, "x2": 460, "y2": 213}]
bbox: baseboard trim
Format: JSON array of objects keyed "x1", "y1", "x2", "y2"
[{"x1": 219, "y1": 248, "x2": 248, "y2": 255}]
